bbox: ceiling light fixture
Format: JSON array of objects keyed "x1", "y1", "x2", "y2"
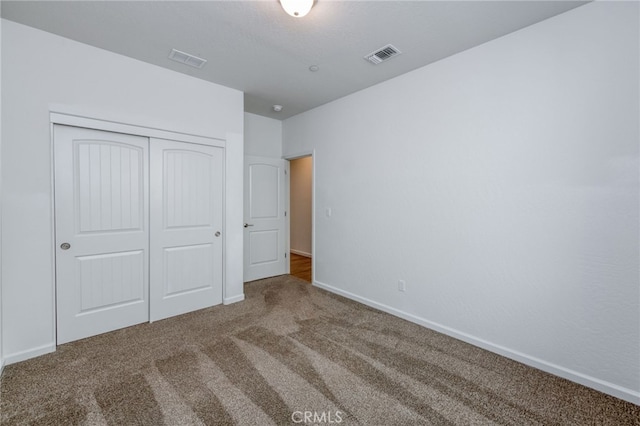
[
  {"x1": 273, "y1": 105, "x2": 283, "y2": 112},
  {"x1": 280, "y1": 0, "x2": 314, "y2": 18}
]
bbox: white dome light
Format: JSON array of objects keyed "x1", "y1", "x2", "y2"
[{"x1": 280, "y1": 0, "x2": 314, "y2": 18}]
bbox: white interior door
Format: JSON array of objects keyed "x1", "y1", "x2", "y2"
[
  {"x1": 150, "y1": 139, "x2": 224, "y2": 321},
  {"x1": 54, "y1": 125, "x2": 149, "y2": 345},
  {"x1": 244, "y1": 156, "x2": 287, "y2": 282}
]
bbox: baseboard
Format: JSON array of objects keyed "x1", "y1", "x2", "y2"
[
  {"x1": 223, "y1": 294, "x2": 245, "y2": 305},
  {"x1": 4, "y1": 343, "x2": 56, "y2": 366},
  {"x1": 290, "y1": 249, "x2": 312, "y2": 258},
  {"x1": 313, "y1": 279, "x2": 640, "y2": 406}
]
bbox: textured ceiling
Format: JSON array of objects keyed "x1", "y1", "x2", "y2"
[{"x1": 2, "y1": 1, "x2": 587, "y2": 120}]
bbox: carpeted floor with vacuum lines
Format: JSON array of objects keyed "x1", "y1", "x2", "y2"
[{"x1": 1, "y1": 275, "x2": 638, "y2": 425}]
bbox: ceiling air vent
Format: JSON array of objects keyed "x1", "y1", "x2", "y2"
[
  {"x1": 365, "y1": 44, "x2": 401, "y2": 65},
  {"x1": 168, "y1": 49, "x2": 207, "y2": 69}
]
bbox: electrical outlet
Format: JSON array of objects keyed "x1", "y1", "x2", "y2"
[{"x1": 398, "y1": 280, "x2": 406, "y2": 292}]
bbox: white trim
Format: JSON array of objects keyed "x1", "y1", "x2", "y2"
[
  {"x1": 50, "y1": 111, "x2": 225, "y2": 148},
  {"x1": 224, "y1": 294, "x2": 245, "y2": 305},
  {"x1": 290, "y1": 249, "x2": 312, "y2": 258},
  {"x1": 222, "y1": 145, "x2": 228, "y2": 306},
  {"x1": 285, "y1": 161, "x2": 291, "y2": 275},
  {"x1": 49, "y1": 122, "x2": 58, "y2": 347},
  {"x1": 311, "y1": 152, "x2": 315, "y2": 284},
  {"x1": 4, "y1": 343, "x2": 56, "y2": 366},
  {"x1": 313, "y1": 279, "x2": 640, "y2": 406}
]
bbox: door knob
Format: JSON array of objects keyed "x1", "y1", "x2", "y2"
[
  {"x1": 244, "y1": 223, "x2": 254, "y2": 228},
  {"x1": 215, "y1": 231, "x2": 221, "y2": 237},
  {"x1": 60, "y1": 243, "x2": 71, "y2": 250}
]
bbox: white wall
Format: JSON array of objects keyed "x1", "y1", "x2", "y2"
[
  {"x1": 1, "y1": 20, "x2": 244, "y2": 363},
  {"x1": 244, "y1": 112, "x2": 282, "y2": 158},
  {"x1": 283, "y1": 2, "x2": 639, "y2": 403},
  {"x1": 0, "y1": 7, "x2": 4, "y2": 374},
  {"x1": 290, "y1": 157, "x2": 312, "y2": 257}
]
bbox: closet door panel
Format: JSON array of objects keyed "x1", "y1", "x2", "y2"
[
  {"x1": 150, "y1": 139, "x2": 224, "y2": 321},
  {"x1": 54, "y1": 125, "x2": 150, "y2": 345}
]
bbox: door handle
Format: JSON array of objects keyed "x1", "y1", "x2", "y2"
[
  {"x1": 60, "y1": 243, "x2": 71, "y2": 250},
  {"x1": 244, "y1": 223, "x2": 254, "y2": 228}
]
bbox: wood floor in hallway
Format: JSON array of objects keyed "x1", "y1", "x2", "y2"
[{"x1": 290, "y1": 253, "x2": 311, "y2": 282}]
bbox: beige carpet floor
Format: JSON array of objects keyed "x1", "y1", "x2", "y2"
[{"x1": 1, "y1": 275, "x2": 638, "y2": 425}]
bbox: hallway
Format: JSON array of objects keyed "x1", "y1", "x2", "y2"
[{"x1": 289, "y1": 253, "x2": 311, "y2": 283}]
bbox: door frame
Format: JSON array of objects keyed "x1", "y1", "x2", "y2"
[
  {"x1": 284, "y1": 150, "x2": 316, "y2": 284},
  {"x1": 50, "y1": 111, "x2": 227, "y2": 346}
]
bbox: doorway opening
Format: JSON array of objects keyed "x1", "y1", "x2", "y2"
[{"x1": 288, "y1": 155, "x2": 313, "y2": 283}]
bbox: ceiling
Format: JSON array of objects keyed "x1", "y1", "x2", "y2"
[{"x1": 2, "y1": 1, "x2": 587, "y2": 120}]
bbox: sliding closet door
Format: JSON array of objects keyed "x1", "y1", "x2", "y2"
[
  {"x1": 149, "y1": 139, "x2": 224, "y2": 321},
  {"x1": 54, "y1": 125, "x2": 150, "y2": 344}
]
